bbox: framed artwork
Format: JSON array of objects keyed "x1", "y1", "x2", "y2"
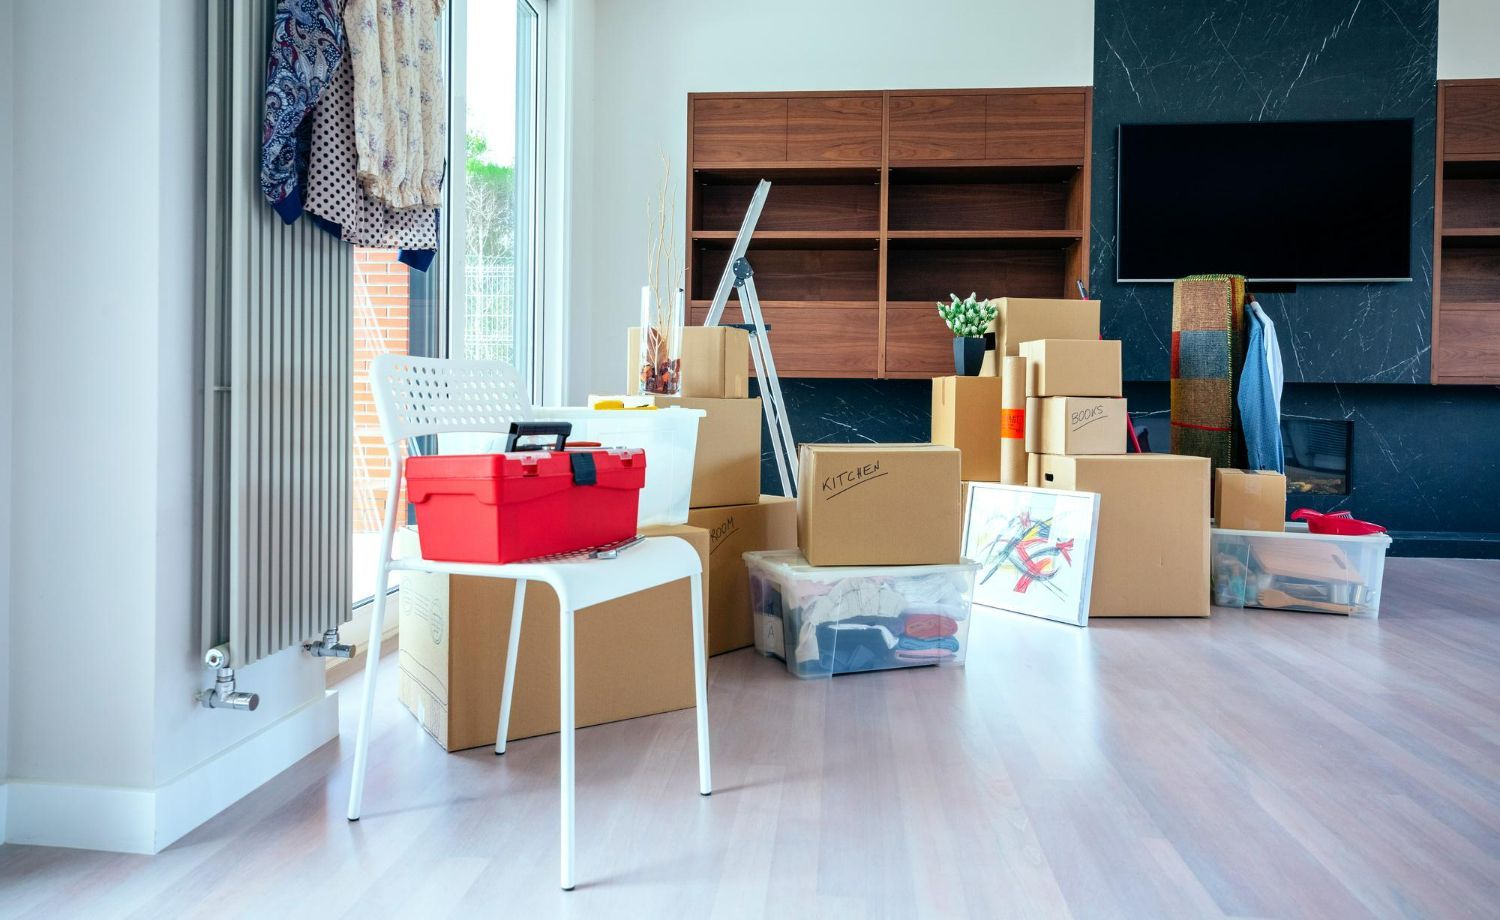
[{"x1": 962, "y1": 483, "x2": 1101, "y2": 627}]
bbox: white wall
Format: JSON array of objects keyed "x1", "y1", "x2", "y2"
[
  {"x1": 1439, "y1": 0, "x2": 1500, "y2": 79},
  {"x1": 0, "y1": 0, "x2": 15, "y2": 816},
  {"x1": 572, "y1": 0, "x2": 1094, "y2": 400},
  {"x1": 4, "y1": 0, "x2": 334, "y2": 852}
]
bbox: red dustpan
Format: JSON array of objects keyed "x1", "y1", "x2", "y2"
[{"x1": 1291, "y1": 508, "x2": 1387, "y2": 536}]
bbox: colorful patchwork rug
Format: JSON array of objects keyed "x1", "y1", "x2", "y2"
[{"x1": 1171, "y1": 274, "x2": 1246, "y2": 470}]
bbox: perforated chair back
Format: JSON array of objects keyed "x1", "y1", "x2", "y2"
[{"x1": 369, "y1": 353, "x2": 533, "y2": 447}]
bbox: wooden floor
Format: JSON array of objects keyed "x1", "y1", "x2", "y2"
[{"x1": 4, "y1": 557, "x2": 1500, "y2": 919}]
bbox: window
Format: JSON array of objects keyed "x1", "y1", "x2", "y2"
[{"x1": 350, "y1": 0, "x2": 546, "y2": 606}]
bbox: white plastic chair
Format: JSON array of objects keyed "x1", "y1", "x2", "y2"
[{"x1": 347, "y1": 354, "x2": 712, "y2": 891}]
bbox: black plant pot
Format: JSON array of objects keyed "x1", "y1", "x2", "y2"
[{"x1": 953, "y1": 336, "x2": 985, "y2": 376}]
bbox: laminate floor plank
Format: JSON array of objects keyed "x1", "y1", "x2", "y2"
[{"x1": 3, "y1": 558, "x2": 1499, "y2": 919}]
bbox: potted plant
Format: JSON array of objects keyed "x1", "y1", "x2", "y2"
[{"x1": 937, "y1": 292, "x2": 997, "y2": 376}]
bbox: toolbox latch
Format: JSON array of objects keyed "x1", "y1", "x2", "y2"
[{"x1": 570, "y1": 452, "x2": 597, "y2": 486}]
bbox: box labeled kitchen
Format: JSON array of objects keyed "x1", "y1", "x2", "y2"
[{"x1": 797, "y1": 443, "x2": 962, "y2": 566}]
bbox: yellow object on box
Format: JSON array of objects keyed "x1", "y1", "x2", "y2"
[{"x1": 590, "y1": 399, "x2": 658, "y2": 410}]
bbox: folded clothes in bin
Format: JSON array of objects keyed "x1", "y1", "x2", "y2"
[{"x1": 744, "y1": 551, "x2": 979, "y2": 678}]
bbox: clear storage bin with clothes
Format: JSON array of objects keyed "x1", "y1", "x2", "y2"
[
  {"x1": 1211, "y1": 522, "x2": 1393, "y2": 617},
  {"x1": 745, "y1": 550, "x2": 979, "y2": 678}
]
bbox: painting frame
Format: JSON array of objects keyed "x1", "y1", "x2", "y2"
[{"x1": 962, "y1": 483, "x2": 1101, "y2": 627}]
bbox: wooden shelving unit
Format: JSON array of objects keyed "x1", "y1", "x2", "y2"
[
  {"x1": 1434, "y1": 80, "x2": 1500, "y2": 384},
  {"x1": 687, "y1": 88, "x2": 1093, "y2": 378}
]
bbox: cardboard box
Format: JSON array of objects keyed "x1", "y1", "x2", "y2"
[
  {"x1": 686, "y1": 496, "x2": 798, "y2": 654},
  {"x1": 1019, "y1": 339, "x2": 1123, "y2": 397},
  {"x1": 397, "y1": 524, "x2": 709, "y2": 751},
  {"x1": 930, "y1": 376, "x2": 1003, "y2": 481},
  {"x1": 1036, "y1": 396, "x2": 1128, "y2": 456},
  {"x1": 627, "y1": 326, "x2": 750, "y2": 399},
  {"x1": 1214, "y1": 469, "x2": 1287, "y2": 532},
  {"x1": 1024, "y1": 397, "x2": 1042, "y2": 453},
  {"x1": 1026, "y1": 453, "x2": 1040, "y2": 487},
  {"x1": 797, "y1": 443, "x2": 962, "y2": 566},
  {"x1": 1037, "y1": 454, "x2": 1211, "y2": 617},
  {"x1": 980, "y1": 298, "x2": 1100, "y2": 375},
  {"x1": 654, "y1": 395, "x2": 762, "y2": 508}
]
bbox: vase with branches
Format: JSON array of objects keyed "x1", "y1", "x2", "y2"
[{"x1": 638, "y1": 155, "x2": 684, "y2": 395}]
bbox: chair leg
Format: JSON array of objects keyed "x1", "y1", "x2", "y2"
[
  {"x1": 690, "y1": 572, "x2": 713, "y2": 796},
  {"x1": 559, "y1": 602, "x2": 576, "y2": 891},
  {"x1": 347, "y1": 560, "x2": 393, "y2": 821},
  {"x1": 495, "y1": 579, "x2": 528, "y2": 755}
]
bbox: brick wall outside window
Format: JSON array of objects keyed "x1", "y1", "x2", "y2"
[{"x1": 353, "y1": 248, "x2": 411, "y2": 535}]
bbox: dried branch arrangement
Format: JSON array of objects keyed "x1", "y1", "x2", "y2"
[{"x1": 639, "y1": 154, "x2": 684, "y2": 394}]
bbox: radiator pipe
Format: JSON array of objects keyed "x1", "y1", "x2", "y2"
[
  {"x1": 304, "y1": 627, "x2": 353, "y2": 659},
  {"x1": 197, "y1": 666, "x2": 260, "y2": 711}
]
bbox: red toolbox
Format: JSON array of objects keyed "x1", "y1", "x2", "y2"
[{"x1": 405, "y1": 422, "x2": 645, "y2": 564}]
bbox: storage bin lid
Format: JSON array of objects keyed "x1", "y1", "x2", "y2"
[{"x1": 744, "y1": 549, "x2": 978, "y2": 578}]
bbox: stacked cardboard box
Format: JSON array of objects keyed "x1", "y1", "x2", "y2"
[
  {"x1": 616, "y1": 325, "x2": 797, "y2": 655},
  {"x1": 1018, "y1": 336, "x2": 1211, "y2": 617}
]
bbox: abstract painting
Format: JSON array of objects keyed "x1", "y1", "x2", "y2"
[{"x1": 962, "y1": 483, "x2": 1100, "y2": 627}]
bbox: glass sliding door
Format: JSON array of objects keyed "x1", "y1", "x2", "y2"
[
  {"x1": 447, "y1": 0, "x2": 545, "y2": 388},
  {"x1": 348, "y1": 0, "x2": 546, "y2": 607}
]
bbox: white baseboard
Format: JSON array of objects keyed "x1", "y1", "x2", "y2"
[{"x1": 4, "y1": 690, "x2": 339, "y2": 853}]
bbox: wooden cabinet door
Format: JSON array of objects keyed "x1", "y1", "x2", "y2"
[
  {"x1": 986, "y1": 92, "x2": 1087, "y2": 161},
  {"x1": 1444, "y1": 85, "x2": 1500, "y2": 158},
  {"x1": 883, "y1": 306, "x2": 957, "y2": 375},
  {"x1": 1437, "y1": 310, "x2": 1500, "y2": 381},
  {"x1": 692, "y1": 98, "x2": 788, "y2": 163},
  {"x1": 888, "y1": 94, "x2": 987, "y2": 162},
  {"x1": 787, "y1": 96, "x2": 883, "y2": 162}
]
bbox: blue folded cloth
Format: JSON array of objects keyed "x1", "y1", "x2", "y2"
[{"x1": 895, "y1": 635, "x2": 960, "y2": 653}]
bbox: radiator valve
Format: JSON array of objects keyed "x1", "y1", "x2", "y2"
[
  {"x1": 304, "y1": 627, "x2": 354, "y2": 659},
  {"x1": 197, "y1": 666, "x2": 260, "y2": 711}
]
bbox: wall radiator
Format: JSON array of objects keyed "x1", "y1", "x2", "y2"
[{"x1": 202, "y1": 0, "x2": 353, "y2": 669}]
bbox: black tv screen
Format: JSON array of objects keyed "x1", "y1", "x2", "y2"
[{"x1": 1116, "y1": 120, "x2": 1413, "y2": 282}]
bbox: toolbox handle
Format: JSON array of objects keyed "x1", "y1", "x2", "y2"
[{"x1": 504, "y1": 420, "x2": 572, "y2": 453}]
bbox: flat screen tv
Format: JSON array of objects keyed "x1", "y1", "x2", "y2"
[{"x1": 1116, "y1": 120, "x2": 1413, "y2": 282}]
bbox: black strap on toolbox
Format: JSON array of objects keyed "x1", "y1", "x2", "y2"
[
  {"x1": 569, "y1": 452, "x2": 597, "y2": 486},
  {"x1": 504, "y1": 420, "x2": 572, "y2": 452}
]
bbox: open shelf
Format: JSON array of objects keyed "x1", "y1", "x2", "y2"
[
  {"x1": 688, "y1": 87, "x2": 1092, "y2": 377},
  {"x1": 886, "y1": 230, "x2": 1082, "y2": 245},
  {"x1": 692, "y1": 230, "x2": 880, "y2": 245},
  {"x1": 1435, "y1": 80, "x2": 1500, "y2": 383},
  {"x1": 886, "y1": 246, "x2": 1066, "y2": 303},
  {"x1": 1442, "y1": 228, "x2": 1500, "y2": 247},
  {"x1": 694, "y1": 168, "x2": 881, "y2": 233}
]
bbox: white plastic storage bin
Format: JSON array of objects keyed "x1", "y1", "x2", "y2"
[
  {"x1": 533, "y1": 406, "x2": 704, "y2": 526},
  {"x1": 745, "y1": 550, "x2": 979, "y2": 679},
  {"x1": 1211, "y1": 522, "x2": 1393, "y2": 617}
]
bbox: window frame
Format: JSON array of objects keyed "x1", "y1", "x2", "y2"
[{"x1": 442, "y1": 0, "x2": 549, "y2": 399}]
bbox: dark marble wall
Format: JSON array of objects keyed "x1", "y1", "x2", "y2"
[
  {"x1": 1091, "y1": 0, "x2": 1439, "y2": 383},
  {"x1": 752, "y1": 0, "x2": 1500, "y2": 556}
]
